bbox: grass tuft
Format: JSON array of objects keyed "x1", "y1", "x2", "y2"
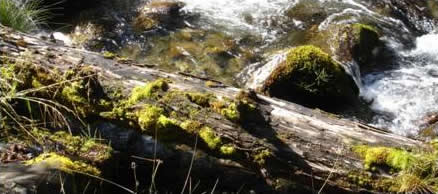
[{"x1": 0, "y1": 0, "x2": 52, "y2": 32}]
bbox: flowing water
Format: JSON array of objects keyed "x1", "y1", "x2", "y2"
[
  {"x1": 361, "y1": 32, "x2": 438, "y2": 135},
  {"x1": 66, "y1": 0, "x2": 437, "y2": 136},
  {"x1": 175, "y1": 0, "x2": 438, "y2": 136}
]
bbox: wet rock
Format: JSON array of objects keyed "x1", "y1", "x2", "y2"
[
  {"x1": 133, "y1": 0, "x2": 186, "y2": 32},
  {"x1": 372, "y1": 0, "x2": 438, "y2": 34},
  {"x1": 304, "y1": 23, "x2": 385, "y2": 72},
  {"x1": 334, "y1": 24, "x2": 383, "y2": 71},
  {"x1": 258, "y1": 45, "x2": 359, "y2": 109},
  {"x1": 286, "y1": 0, "x2": 328, "y2": 27},
  {"x1": 419, "y1": 112, "x2": 438, "y2": 139}
]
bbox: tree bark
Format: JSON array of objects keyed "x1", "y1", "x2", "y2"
[{"x1": 0, "y1": 25, "x2": 425, "y2": 193}]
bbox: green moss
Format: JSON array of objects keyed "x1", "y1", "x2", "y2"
[
  {"x1": 185, "y1": 92, "x2": 213, "y2": 107},
  {"x1": 103, "y1": 51, "x2": 116, "y2": 59},
  {"x1": 180, "y1": 120, "x2": 203, "y2": 134},
  {"x1": 199, "y1": 126, "x2": 222, "y2": 149},
  {"x1": 25, "y1": 152, "x2": 101, "y2": 175},
  {"x1": 220, "y1": 103, "x2": 240, "y2": 122},
  {"x1": 136, "y1": 104, "x2": 165, "y2": 131},
  {"x1": 31, "y1": 129, "x2": 112, "y2": 163},
  {"x1": 156, "y1": 115, "x2": 178, "y2": 129},
  {"x1": 353, "y1": 145, "x2": 438, "y2": 192},
  {"x1": 353, "y1": 145, "x2": 415, "y2": 170},
  {"x1": 62, "y1": 81, "x2": 87, "y2": 104},
  {"x1": 352, "y1": 23, "x2": 378, "y2": 36},
  {"x1": 220, "y1": 144, "x2": 236, "y2": 155},
  {"x1": 253, "y1": 149, "x2": 272, "y2": 165},
  {"x1": 128, "y1": 79, "x2": 169, "y2": 104},
  {"x1": 80, "y1": 139, "x2": 113, "y2": 163}
]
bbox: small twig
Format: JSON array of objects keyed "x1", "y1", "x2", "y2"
[{"x1": 210, "y1": 178, "x2": 220, "y2": 194}]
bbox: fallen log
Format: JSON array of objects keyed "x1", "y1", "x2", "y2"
[{"x1": 0, "y1": 25, "x2": 426, "y2": 193}]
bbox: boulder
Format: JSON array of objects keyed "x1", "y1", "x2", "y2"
[
  {"x1": 259, "y1": 45, "x2": 359, "y2": 108},
  {"x1": 305, "y1": 23, "x2": 383, "y2": 71},
  {"x1": 335, "y1": 24, "x2": 383, "y2": 70}
]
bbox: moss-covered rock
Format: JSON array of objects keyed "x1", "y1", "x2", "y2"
[
  {"x1": 288, "y1": 23, "x2": 382, "y2": 71},
  {"x1": 338, "y1": 24, "x2": 381, "y2": 69},
  {"x1": 261, "y1": 45, "x2": 358, "y2": 108}
]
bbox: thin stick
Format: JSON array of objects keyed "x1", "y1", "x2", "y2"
[{"x1": 181, "y1": 135, "x2": 199, "y2": 194}]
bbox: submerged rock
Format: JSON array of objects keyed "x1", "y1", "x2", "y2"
[
  {"x1": 133, "y1": 0, "x2": 186, "y2": 32},
  {"x1": 259, "y1": 45, "x2": 359, "y2": 108}
]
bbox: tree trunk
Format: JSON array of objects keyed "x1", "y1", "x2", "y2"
[{"x1": 0, "y1": 25, "x2": 425, "y2": 193}]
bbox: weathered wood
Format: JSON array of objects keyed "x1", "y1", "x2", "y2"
[{"x1": 0, "y1": 25, "x2": 425, "y2": 193}]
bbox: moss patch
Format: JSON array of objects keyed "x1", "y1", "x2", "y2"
[
  {"x1": 31, "y1": 129, "x2": 112, "y2": 163},
  {"x1": 25, "y1": 152, "x2": 101, "y2": 176},
  {"x1": 185, "y1": 92, "x2": 213, "y2": 107},
  {"x1": 253, "y1": 149, "x2": 272, "y2": 166},
  {"x1": 128, "y1": 79, "x2": 169, "y2": 104},
  {"x1": 199, "y1": 127, "x2": 222, "y2": 149},
  {"x1": 219, "y1": 144, "x2": 236, "y2": 155},
  {"x1": 103, "y1": 51, "x2": 116, "y2": 59},
  {"x1": 353, "y1": 145, "x2": 438, "y2": 193},
  {"x1": 353, "y1": 145, "x2": 415, "y2": 170},
  {"x1": 180, "y1": 120, "x2": 203, "y2": 134},
  {"x1": 136, "y1": 104, "x2": 165, "y2": 131}
]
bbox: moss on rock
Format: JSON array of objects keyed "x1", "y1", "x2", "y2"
[
  {"x1": 348, "y1": 23, "x2": 381, "y2": 67},
  {"x1": 261, "y1": 45, "x2": 358, "y2": 108}
]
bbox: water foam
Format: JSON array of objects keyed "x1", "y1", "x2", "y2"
[
  {"x1": 179, "y1": 0, "x2": 297, "y2": 41},
  {"x1": 361, "y1": 33, "x2": 438, "y2": 135}
]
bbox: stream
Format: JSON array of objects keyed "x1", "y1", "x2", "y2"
[{"x1": 55, "y1": 0, "x2": 438, "y2": 136}]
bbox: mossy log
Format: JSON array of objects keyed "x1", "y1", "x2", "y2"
[{"x1": 0, "y1": 25, "x2": 426, "y2": 193}]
